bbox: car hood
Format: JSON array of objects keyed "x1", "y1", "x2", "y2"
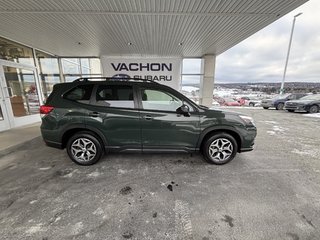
[{"x1": 203, "y1": 108, "x2": 243, "y2": 118}]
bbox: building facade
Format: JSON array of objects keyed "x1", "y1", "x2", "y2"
[{"x1": 0, "y1": 36, "x2": 102, "y2": 131}]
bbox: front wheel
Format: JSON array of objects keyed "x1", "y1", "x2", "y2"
[
  {"x1": 287, "y1": 110, "x2": 294, "y2": 112},
  {"x1": 276, "y1": 103, "x2": 284, "y2": 110},
  {"x1": 263, "y1": 107, "x2": 269, "y2": 109},
  {"x1": 66, "y1": 132, "x2": 103, "y2": 165},
  {"x1": 308, "y1": 105, "x2": 319, "y2": 113},
  {"x1": 203, "y1": 133, "x2": 238, "y2": 165},
  {"x1": 249, "y1": 102, "x2": 255, "y2": 107}
]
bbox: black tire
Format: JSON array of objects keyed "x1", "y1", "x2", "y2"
[
  {"x1": 287, "y1": 110, "x2": 294, "y2": 112},
  {"x1": 66, "y1": 131, "x2": 103, "y2": 165},
  {"x1": 276, "y1": 103, "x2": 284, "y2": 110},
  {"x1": 249, "y1": 102, "x2": 255, "y2": 107},
  {"x1": 263, "y1": 107, "x2": 269, "y2": 109},
  {"x1": 308, "y1": 105, "x2": 319, "y2": 113},
  {"x1": 203, "y1": 133, "x2": 238, "y2": 165}
]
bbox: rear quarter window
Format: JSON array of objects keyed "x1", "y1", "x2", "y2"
[
  {"x1": 94, "y1": 85, "x2": 134, "y2": 108},
  {"x1": 64, "y1": 84, "x2": 94, "y2": 104}
]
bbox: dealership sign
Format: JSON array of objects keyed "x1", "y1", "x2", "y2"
[{"x1": 101, "y1": 57, "x2": 182, "y2": 89}]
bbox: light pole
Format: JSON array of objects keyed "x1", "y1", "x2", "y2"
[{"x1": 280, "y1": 12, "x2": 302, "y2": 94}]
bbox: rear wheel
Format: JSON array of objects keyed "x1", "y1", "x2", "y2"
[
  {"x1": 203, "y1": 133, "x2": 238, "y2": 165},
  {"x1": 249, "y1": 102, "x2": 255, "y2": 107},
  {"x1": 263, "y1": 107, "x2": 269, "y2": 109},
  {"x1": 308, "y1": 105, "x2": 319, "y2": 113},
  {"x1": 287, "y1": 109, "x2": 294, "y2": 112},
  {"x1": 276, "y1": 103, "x2": 284, "y2": 110},
  {"x1": 66, "y1": 132, "x2": 103, "y2": 165}
]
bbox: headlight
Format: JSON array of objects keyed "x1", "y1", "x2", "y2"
[{"x1": 239, "y1": 115, "x2": 255, "y2": 126}]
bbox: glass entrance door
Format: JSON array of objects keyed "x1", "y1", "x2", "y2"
[{"x1": 0, "y1": 61, "x2": 42, "y2": 130}]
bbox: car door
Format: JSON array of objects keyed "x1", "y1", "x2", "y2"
[
  {"x1": 138, "y1": 86, "x2": 201, "y2": 151},
  {"x1": 85, "y1": 83, "x2": 141, "y2": 150}
]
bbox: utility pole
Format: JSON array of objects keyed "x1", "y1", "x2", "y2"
[{"x1": 280, "y1": 12, "x2": 302, "y2": 94}]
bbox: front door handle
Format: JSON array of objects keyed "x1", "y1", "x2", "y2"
[
  {"x1": 89, "y1": 112, "x2": 100, "y2": 117},
  {"x1": 144, "y1": 115, "x2": 153, "y2": 120}
]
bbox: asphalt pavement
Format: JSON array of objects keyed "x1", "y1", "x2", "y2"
[{"x1": 0, "y1": 108, "x2": 319, "y2": 240}]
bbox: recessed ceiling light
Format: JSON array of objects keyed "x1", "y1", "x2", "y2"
[
  {"x1": 178, "y1": 42, "x2": 183, "y2": 46},
  {"x1": 127, "y1": 42, "x2": 133, "y2": 46}
]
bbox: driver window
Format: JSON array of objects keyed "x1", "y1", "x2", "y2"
[{"x1": 141, "y1": 89, "x2": 183, "y2": 112}]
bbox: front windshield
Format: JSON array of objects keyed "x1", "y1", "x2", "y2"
[
  {"x1": 273, "y1": 94, "x2": 290, "y2": 100},
  {"x1": 299, "y1": 94, "x2": 320, "y2": 101}
]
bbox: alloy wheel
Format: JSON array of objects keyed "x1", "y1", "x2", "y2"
[
  {"x1": 209, "y1": 138, "x2": 233, "y2": 162},
  {"x1": 71, "y1": 138, "x2": 97, "y2": 162},
  {"x1": 309, "y1": 105, "x2": 319, "y2": 113}
]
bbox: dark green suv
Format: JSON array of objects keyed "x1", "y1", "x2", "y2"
[{"x1": 40, "y1": 77, "x2": 256, "y2": 165}]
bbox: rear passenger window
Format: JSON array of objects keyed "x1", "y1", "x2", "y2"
[
  {"x1": 95, "y1": 85, "x2": 134, "y2": 108},
  {"x1": 64, "y1": 85, "x2": 93, "y2": 104}
]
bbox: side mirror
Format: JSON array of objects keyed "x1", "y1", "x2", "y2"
[{"x1": 176, "y1": 104, "x2": 191, "y2": 117}]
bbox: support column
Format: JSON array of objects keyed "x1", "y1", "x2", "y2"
[{"x1": 200, "y1": 55, "x2": 216, "y2": 107}]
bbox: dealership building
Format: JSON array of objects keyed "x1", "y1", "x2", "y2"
[{"x1": 0, "y1": 0, "x2": 307, "y2": 131}]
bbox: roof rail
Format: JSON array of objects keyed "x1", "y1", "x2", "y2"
[{"x1": 73, "y1": 76, "x2": 158, "y2": 84}]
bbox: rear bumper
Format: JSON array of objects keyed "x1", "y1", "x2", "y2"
[
  {"x1": 43, "y1": 139, "x2": 63, "y2": 149},
  {"x1": 41, "y1": 127, "x2": 63, "y2": 149}
]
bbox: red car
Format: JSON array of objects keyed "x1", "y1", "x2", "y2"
[{"x1": 223, "y1": 98, "x2": 241, "y2": 106}]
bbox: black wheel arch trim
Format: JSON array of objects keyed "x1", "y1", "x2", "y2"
[
  {"x1": 59, "y1": 123, "x2": 108, "y2": 148},
  {"x1": 196, "y1": 125, "x2": 243, "y2": 150}
]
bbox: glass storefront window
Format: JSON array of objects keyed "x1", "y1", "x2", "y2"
[
  {"x1": 181, "y1": 59, "x2": 203, "y2": 104},
  {"x1": 61, "y1": 58, "x2": 102, "y2": 81},
  {"x1": 182, "y1": 59, "x2": 203, "y2": 74},
  {"x1": 36, "y1": 50, "x2": 61, "y2": 98},
  {"x1": 80, "y1": 58, "x2": 90, "y2": 74},
  {"x1": 65, "y1": 76, "x2": 81, "y2": 82},
  {"x1": 62, "y1": 58, "x2": 80, "y2": 74},
  {"x1": 89, "y1": 58, "x2": 102, "y2": 74},
  {"x1": 0, "y1": 36, "x2": 34, "y2": 66}
]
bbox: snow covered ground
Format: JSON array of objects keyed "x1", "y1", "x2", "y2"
[{"x1": 303, "y1": 113, "x2": 320, "y2": 118}]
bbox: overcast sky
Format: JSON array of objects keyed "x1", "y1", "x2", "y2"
[{"x1": 214, "y1": 0, "x2": 320, "y2": 83}]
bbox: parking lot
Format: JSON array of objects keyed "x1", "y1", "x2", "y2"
[{"x1": 0, "y1": 108, "x2": 320, "y2": 240}]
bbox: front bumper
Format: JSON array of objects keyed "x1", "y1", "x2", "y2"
[{"x1": 284, "y1": 105, "x2": 307, "y2": 111}]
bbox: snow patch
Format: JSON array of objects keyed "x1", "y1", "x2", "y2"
[
  {"x1": 63, "y1": 169, "x2": 79, "y2": 178},
  {"x1": 87, "y1": 171, "x2": 101, "y2": 178},
  {"x1": 93, "y1": 207, "x2": 104, "y2": 216},
  {"x1": 267, "y1": 131, "x2": 276, "y2": 136},
  {"x1": 71, "y1": 222, "x2": 84, "y2": 235},
  {"x1": 118, "y1": 169, "x2": 128, "y2": 174},
  {"x1": 273, "y1": 125, "x2": 285, "y2": 132},
  {"x1": 263, "y1": 120, "x2": 278, "y2": 124},
  {"x1": 26, "y1": 223, "x2": 44, "y2": 234},
  {"x1": 39, "y1": 167, "x2": 51, "y2": 170},
  {"x1": 292, "y1": 148, "x2": 317, "y2": 158},
  {"x1": 303, "y1": 113, "x2": 320, "y2": 118}
]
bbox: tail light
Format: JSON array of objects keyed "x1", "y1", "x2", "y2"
[{"x1": 40, "y1": 105, "x2": 54, "y2": 117}]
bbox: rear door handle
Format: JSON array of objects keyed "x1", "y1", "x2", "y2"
[
  {"x1": 89, "y1": 112, "x2": 100, "y2": 117},
  {"x1": 144, "y1": 115, "x2": 153, "y2": 120}
]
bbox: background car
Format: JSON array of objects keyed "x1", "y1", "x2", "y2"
[
  {"x1": 285, "y1": 94, "x2": 320, "y2": 113},
  {"x1": 223, "y1": 98, "x2": 241, "y2": 106},
  {"x1": 238, "y1": 97, "x2": 261, "y2": 107},
  {"x1": 261, "y1": 93, "x2": 307, "y2": 110}
]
